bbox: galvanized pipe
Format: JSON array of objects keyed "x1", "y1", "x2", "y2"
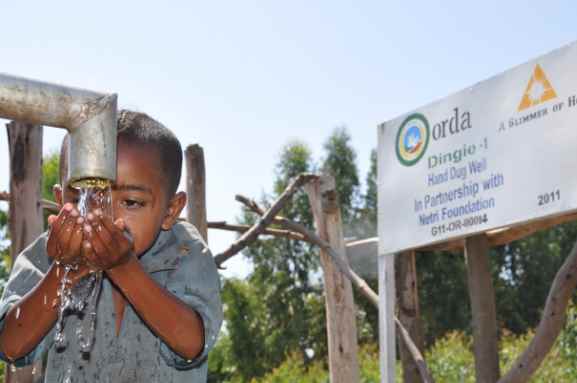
[{"x1": 0, "y1": 73, "x2": 117, "y2": 187}]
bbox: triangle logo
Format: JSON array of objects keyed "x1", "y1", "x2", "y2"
[{"x1": 517, "y1": 64, "x2": 557, "y2": 111}]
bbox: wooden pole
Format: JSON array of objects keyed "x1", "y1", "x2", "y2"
[
  {"x1": 305, "y1": 175, "x2": 360, "y2": 383},
  {"x1": 378, "y1": 254, "x2": 396, "y2": 383},
  {"x1": 396, "y1": 250, "x2": 424, "y2": 383},
  {"x1": 228, "y1": 176, "x2": 434, "y2": 382},
  {"x1": 6, "y1": 121, "x2": 44, "y2": 383},
  {"x1": 185, "y1": 144, "x2": 207, "y2": 242},
  {"x1": 465, "y1": 234, "x2": 500, "y2": 383}
]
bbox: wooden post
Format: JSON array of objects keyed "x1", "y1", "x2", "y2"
[
  {"x1": 465, "y1": 234, "x2": 500, "y2": 383},
  {"x1": 305, "y1": 175, "x2": 360, "y2": 383},
  {"x1": 396, "y1": 250, "x2": 424, "y2": 383},
  {"x1": 6, "y1": 121, "x2": 44, "y2": 383},
  {"x1": 185, "y1": 144, "x2": 207, "y2": 242},
  {"x1": 378, "y1": 254, "x2": 396, "y2": 383},
  {"x1": 7, "y1": 122, "x2": 44, "y2": 260}
]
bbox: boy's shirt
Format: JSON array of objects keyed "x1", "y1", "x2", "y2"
[{"x1": 0, "y1": 221, "x2": 223, "y2": 383}]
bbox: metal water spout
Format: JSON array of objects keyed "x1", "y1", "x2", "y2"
[{"x1": 0, "y1": 73, "x2": 117, "y2": 187}]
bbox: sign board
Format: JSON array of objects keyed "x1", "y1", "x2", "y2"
[{"x1": 378, "y1": 41, "x2": 577, "y2": 255}]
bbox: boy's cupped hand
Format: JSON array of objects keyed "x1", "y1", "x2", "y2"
[
  {"x1": 47, "y1": 203, "x2": 93, "y2": 283},
  {"x1": 47, "y1": 203, "x2": 85, "y2": 265},
  {"x1": 81, "y1": 209, "x2": 134, "y2": 271}
]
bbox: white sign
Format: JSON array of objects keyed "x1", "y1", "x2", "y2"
[{"x1": 378, "y1": 41, "x2": 577, "y2": 255}]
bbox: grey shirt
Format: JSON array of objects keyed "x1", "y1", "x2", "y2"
[{"x1": 0, "y1": 221, "x2": 223, "y2": 383}]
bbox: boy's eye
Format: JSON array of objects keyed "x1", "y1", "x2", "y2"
[{"x1": 121, "y1": 199, "x2": 145, "y2": 209}]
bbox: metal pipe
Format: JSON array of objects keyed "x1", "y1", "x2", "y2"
[{"x1": 0, "y1": 73, "x2": 117, "y2": 187}]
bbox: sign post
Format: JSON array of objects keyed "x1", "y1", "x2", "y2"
[{"x1": 377, "y1": 41, "x2": 577, "y2": 382}]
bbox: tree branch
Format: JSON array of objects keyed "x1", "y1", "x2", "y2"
[
  {"x1": 235, "y1": 193, "x2": 435, "y2": 383},
  {"x1": 213, "y1": 173, "x2": 317, "y2": 266},
  {"x1": 207, "y1": 221, "x2": 307, "y2": 241},
  {"x1": 498, "y1": 238, "x2": 577, "y2": 383}
]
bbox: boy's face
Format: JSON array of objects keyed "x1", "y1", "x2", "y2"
[{"x1": 57, "y1": 139, "x2": 185, "y2": 257}]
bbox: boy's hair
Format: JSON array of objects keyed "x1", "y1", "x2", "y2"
[{"x1": 60, "y1": 109, "x2": 183, "y2": 197}]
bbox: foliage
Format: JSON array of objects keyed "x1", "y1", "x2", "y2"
[
  {"x1": 213, "y1": 127, "x2": 577, "y2": 382},
  {"x1": 247, "y1": 314, "x2": 577, "y2": 383},
  {"x1": 0, "y1": 209, "x2": 10, "y2": 289},
  {"x1": 250, "y1": 352, "x2": 328, "y2": 383},
  {"x1": 219, "y1": 278, "x2": 268, "y2": 378},
  {"x1": 397, "y1": 212, "x2": 577, "y2": 347},
  {"x1": 214, "y1": 307, "x2": 577, "y2": 382},
  {"x1": 42, "y1": 151, "x2": 60, "y2": 202},
  {"x1": 321, "y1": 127, "x2": 360, "y2": 226},
  {"x1": 426, "y1": 331, "x2": 475, "y2": 382},
  {"x1": 556, "y1": 302, "x2": 577, "y2": 366},
  {"x1": 416, "y1": 251, "x2": 472, "y2": 344},
  {"x1": 361, "y1": 149, "x2": 377, "y2": 238},
  {"x1": 425, "y1": 317, "x2": 577, "y2": 383},
  {"x1": 212, "y1": 128, "x2": 378, "y2": 380},
  {"x1": 0, "y1": 203, "x2": 8, "y2": 381},
  {"x1": 218, "y1": 141, "x2": 324, "y2": 382},
  {"x1": 491, "y1": 221, "x2": 577, "y2": 334},
  {"x1": 321, "y1": 128, "x2": 379, "y2": 344},
  {"x1": 251, "y1": 344, "x2": 384, "y2": 383}
]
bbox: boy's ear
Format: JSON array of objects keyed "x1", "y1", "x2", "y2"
[
  {"x1": 161, "y1": 191, "x2": 187, "y2": 230},
  {"x1": 53, "y1": 184, "x2": 63, "y2": 208}
]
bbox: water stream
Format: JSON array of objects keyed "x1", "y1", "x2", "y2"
[{"x1": 53, "y1": 184, "x2": 112, "y2": 354}]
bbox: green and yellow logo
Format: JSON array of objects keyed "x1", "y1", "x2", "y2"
[{"x1": 395, "y1": 113, "x2": 430, "y2": 166}]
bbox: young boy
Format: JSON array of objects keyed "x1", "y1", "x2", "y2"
[{"x1": 0, "y1": 110, "x2": 223, "y2": 382}]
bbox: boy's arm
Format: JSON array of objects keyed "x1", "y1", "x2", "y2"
[
  {"x1": 1, "y1": 264, "x2": 66, "y2": 361},
  {"x1": 0, "y1": 204, "x2": 89, "y2": 362},
  {"x1": 106, "y1": 258, "x2": 205, "y2": 360},
  {"x1": 83, "y1": 213, "x2": 220, "y2": 363}
]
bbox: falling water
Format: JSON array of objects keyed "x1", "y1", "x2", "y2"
[{"x1": 54, "y1": 181, "x2": 112, "y2": 355}]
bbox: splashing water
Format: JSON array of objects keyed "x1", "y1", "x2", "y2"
[
  {"x1": 61, "y1": 366, "x2": 72, "y2": 383},
  {"x1": 54, "y1": 265, "x2": 74, "y2": 349},
  {"x1": 54, "y1": 184, "x2": 112, "y2": 354}
]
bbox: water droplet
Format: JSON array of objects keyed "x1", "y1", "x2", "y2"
[
  {"x1": 15, "y1": 307, "x2": 20, "y2": 319},
  {"x1": 62, "y1": 366, "x2": 72, "y2": 383}
]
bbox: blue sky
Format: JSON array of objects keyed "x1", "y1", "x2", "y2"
[{"x1": 0, "y1": 1, "x2": 575, "y2": 277}]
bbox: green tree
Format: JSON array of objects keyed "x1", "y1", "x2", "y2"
[
  {"x1": 220, "y1": 278, "x2": 268, "y2": 379},
  {"x1": 363, "y1": 149, "x2": 377, "y2": 237},
  {"x1": 321, "y1": 127, "x2": 360, "y2": 227},
  {"x1": 322, "y1": 128, "x2": 380, "y2": 343},
  {"x1": 0, "y1": 209, "x2": 10, "y2": 289},
  {"x1": 211, "y1": 131, "x2": 577, "y2": 381},
  {"x1": 215, "y1": 133, "x2": 375, "y2": 381},
  {"x1": 416, "y1": 250, "x2": 471, "y2": 344},
  {"x1": 216, "y1": 141, "x2": 325, "y2": 382},
  {"x1": 492, "y1": 222, "x2": 577, "y2": 334},
  {"x1": 42, "y1": 151, "x2": 59, "y2": 202}
]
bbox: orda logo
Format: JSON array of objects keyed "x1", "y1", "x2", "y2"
[
  {"x1": 396, "y1": 107, "x2": 471, "y2": 166},
  {"x1": 395, "y1": 113, "x2": 430, "y2": 166}
]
